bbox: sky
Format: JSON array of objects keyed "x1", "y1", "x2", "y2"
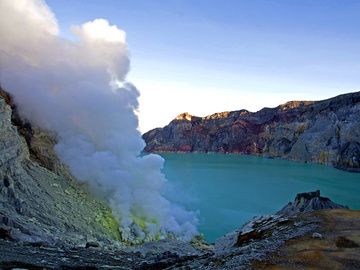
[{"x1": 46, "y1": 0, "x2": 360, "y2": 132}]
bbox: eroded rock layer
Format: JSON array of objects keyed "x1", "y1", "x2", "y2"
[
  {"x1": 0, "y1": 88, "x2": 121, "y2": 246},
  {"x1": 143, "y1": 92, "x2": 360, "y2": 172}
]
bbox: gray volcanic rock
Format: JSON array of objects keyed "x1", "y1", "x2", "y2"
[
  {"x1": 143, "y1": 91, "x2": 360, "y2": 172},
  {"x1": 214, "y1": 190, "x2": 346, "y2": 255},
  {"x1": 204, "y1": 190, "x2": 350, "y2": 269},
  {"x1": 0, "y1": 88, "x2": 121, "y2": 246},
  {"x1": 276, "y1": 190, "x2": 348, "y2": 216},
  {"x1": 169, "y1": 191, "x2": 358, "y2": 270},
  {"x1": 1, "y1": 182, "x2": 359, "y2": 269}
]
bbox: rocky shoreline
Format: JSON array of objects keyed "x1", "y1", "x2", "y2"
[
  {"x1": 1, "y1": 190, "x2": 360, "y2": 269},
  {"x1": 143, "y1": 91, "x2": 360, "y2": 172}
]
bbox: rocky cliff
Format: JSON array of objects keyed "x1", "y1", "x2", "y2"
[
  {"x1": 143, "y1": 92, "x2": 360, "y2": 172},
  {"x1": 0, "y1": 88, "x2": 121, "y2": 246}
]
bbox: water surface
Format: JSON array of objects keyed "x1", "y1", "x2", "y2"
[{"x1": 161, "y1": 153, "x2": 360, "y2": 243}]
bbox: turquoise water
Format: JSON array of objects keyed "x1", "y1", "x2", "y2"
[{"x1": 160, "y1": 153, "x2": 360, "y2": 243}]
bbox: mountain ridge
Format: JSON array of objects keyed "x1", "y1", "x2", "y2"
[
  {"x1": 143, "y1": 91, "x2": 360, "y2": 172},
  {"x1": 166, "y1": 91, "x2": 360, "y2": 121}
]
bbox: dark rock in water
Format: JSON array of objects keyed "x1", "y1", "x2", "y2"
[
  {"x1": 143, "y1": 91, "x2": 360, "y2": 172},
  {"x1": 276, "y1": 190, "x2": 348, "y2": 216}
]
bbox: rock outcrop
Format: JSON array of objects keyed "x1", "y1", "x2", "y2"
[
  {"x1": 143, "y1": 91, "x2": 360, "y2": 172},
  {"x1": 205, "y1": 190, "x2": 352, "y2": 269},
  {"x1": 0, "y1": 88, "x2": 121, "y2": 246},
  {"x1": 276, "y1": 190, "x2": 348, "y2": 216}
]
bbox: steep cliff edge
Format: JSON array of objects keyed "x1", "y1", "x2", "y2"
[
  {"x1": 0, "y1": 88, "x2": 121, "y2": 246},
  {"x1": 143, "y1": 91, "x2": 360, "y2": 172}
]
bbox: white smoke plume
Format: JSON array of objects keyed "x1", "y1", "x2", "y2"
[{"x1": 0, "y1": 0, "x2": 198, "y2": 242}]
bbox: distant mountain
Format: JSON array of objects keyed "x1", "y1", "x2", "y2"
[{"x1": 143, "y1": 91, "x2": 360, "y2": 172}]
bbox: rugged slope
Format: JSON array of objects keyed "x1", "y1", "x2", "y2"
[
  {"x1": 253, "y1": 209, "x2": 360, "y2": 270},
  {"x1": 0, "y1": 88, "x2": 121, "y2": 246},
  {"x1": 1, "y1": 190, "x2": 359, "y2": 269},
  {"x1": 143, "y1": 91, "x2": 360, "y2": 172},
  {"x1": 168, "y1": 191, "x2": 360, "y2": 270}
]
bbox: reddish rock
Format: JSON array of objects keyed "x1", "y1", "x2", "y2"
[{"x1": 143, "y1": 91, "x2": 360, "y2": 172}]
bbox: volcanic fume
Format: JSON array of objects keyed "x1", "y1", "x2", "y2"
[{"x1": 0, "y1": 0, "x2": 198, "y2": 242}]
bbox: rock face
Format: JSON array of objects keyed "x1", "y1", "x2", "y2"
[
  {"x1": 0, "y1": 88, "x2": 120, "y2": 246},
  {"x1": 276, "y1": 190, "x2": 348, "y2": 216},
  {"x1": 143, "y1": 91, "x2": 360, "y2": 172},
  {"x1": 206, "y1": 190, "x2": 351, "y2": 270}
]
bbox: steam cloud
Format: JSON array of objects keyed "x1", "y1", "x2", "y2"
[{"x1": 0, "y1": 0, "x2": 198, "y2": 242}]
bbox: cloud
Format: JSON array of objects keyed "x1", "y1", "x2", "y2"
[{"x1": 73, "y1": 18, "x2": 126, "y2": 43}]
